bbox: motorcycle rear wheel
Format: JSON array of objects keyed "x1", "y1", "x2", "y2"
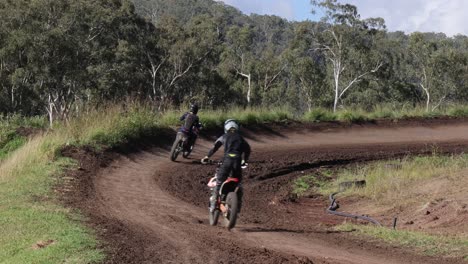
[
  {"x1": 182, "y1": 145, "x2": 192, "y2": 158},
  {"x1": 182, "y1": 138, "x2": 195, "y2": 158}
]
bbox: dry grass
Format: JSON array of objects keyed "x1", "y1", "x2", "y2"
[
  {"x1": 337, "y1": 224, "x2": 468, "y2": 259},
  {"x1": 319, "y1": 154, "x2": 468, "y2": 206}
]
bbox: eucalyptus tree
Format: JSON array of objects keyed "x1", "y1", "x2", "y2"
[
  {"x1": 406, "y1": 33, "x2": 464, "y2": 111},
  {"x1": 311, "y1": 0, "x2": 385, "y2": 112},
  {"x1": 153, "y1": 14, "x2": 221, "y2": 108},
  {"x1": 220, "y1": 25, "x2": 255, "y2": 104},
  {"x1": 249, "y1": 15, "x2": 292, "y2": 105},
  {"x1": 427, "y1": 40, "x2": 467, "y2": 109},
  {"x1": 285, "y1": 21, "x2": 328, "y2": 111}
]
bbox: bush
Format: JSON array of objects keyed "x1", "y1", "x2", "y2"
[
  {"x1": 304, "y1": 108, "x2": 337, "y2": 122},
  {"x1": 337, "y1": 110, "x2": 368, "y2": 123}
]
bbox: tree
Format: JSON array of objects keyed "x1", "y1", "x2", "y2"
[
  {"x1": 221, "y1": 25, "x2": 255, "y2": 105},
  {"x1": 285, "y1": 21, "x2": 328, "y2": 111},
  {"x1": 154, "y1": 14, "x2": 221, "y2": 109},
  {"x1": 311, "y1": 0, "x2": 384, "y2": 112},
  {"x1": 407, "y1": 33, "x2": 460, "y2": 111}
]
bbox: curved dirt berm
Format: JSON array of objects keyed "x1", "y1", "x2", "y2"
[{"x1": 66, "y1": 120, "x2": 468, "y2": 264}]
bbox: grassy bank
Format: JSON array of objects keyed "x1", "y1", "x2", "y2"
[
  {"x1": 159, "y1": 107, "x2": 293, "y2": 129},
  {"x1": 337, "y1": 224, "x2": 468, "y2": 260},
  {"x1": 0, "y1": 115, "x2": 47, "y2": 160},
  {"x1": 293, "y1": 153, "x2": 468, "y2": 260},
  {"x1": 0, "y1": 106, "x2": 160, "y2": 263},
  {"x1": 317, "y1": 154, "x2": 468, "y2": 205}
]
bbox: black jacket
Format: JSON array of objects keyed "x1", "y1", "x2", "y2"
[{"x1": 207, "y1": 132, "x2": 251, "y2": 161}]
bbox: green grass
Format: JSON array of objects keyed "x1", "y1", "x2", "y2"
[
  {"x1": 0, "y1": 136, "x2": 26, "y2": 160},
  {"x1": 0, "y1": 136, "x2": 104, "y2": 263},
  {"x1": 303, "y1": 108, "x2": 337, "y2": 122},
  {"x1": 292, "y1": 170, "x2": 333, "y2": 196},
  {"x1": 337, "y1": 224, "x2": 468, "y2": 259},
  {"x1": 303, "y1": 104, "x2": 468, "y2": 123},
  {"x1": 0, "y1": 115, "x2": 47, "y2": 160},
  {"x1": 337, "y1": 109, "x2": 369, "y2": 123},
  {"x1": 160, "y1": 106, "x2": 293, "y2": 130},
  {"x1": 0, "y1": 106, "x2": 163, "y2": 264},
  {"x1": 112, "y1": 104, "x2": 468, "y2": 131},
  {"x1": 68, "y1": 106, "x2": 161, "y2": 147}
]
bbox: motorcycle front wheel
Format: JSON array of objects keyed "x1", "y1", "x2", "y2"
[
  {"x1": 169, "y1": 137, "x2": 182, "y2": 161},
  {"x1": 225, "y1": 192, "x2": 239, "y2": 230},
  {"x1": 209, "y1": 209, "x2": 220, "y2": 226}
]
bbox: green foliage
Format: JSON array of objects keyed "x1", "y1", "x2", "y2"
[{"x1": 1, "y1": 0, "x2": 468, "y2": 116}]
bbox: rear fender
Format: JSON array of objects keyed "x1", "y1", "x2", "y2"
[
  {"x1": 177, "y1": 132, "x2": 188, "y2": 141},
  {"x1": 219, "y1": 178, "x2": 240, "y2": 196}
]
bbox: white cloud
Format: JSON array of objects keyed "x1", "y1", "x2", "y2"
[
  {"x1": 218, "y1": 0, "x2": 468, "y2": 36},
  {"x1": 218, "y1": 0, "x2": 295, "y2": 20},
  {"x1": 344, "y1": 0, "x2": 468, "y2": 36}
]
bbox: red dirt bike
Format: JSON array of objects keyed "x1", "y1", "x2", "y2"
[
  {"x1": 206, "y1": 161, "x2": 247, "y2": 230},
  {"x1": 169, "y1": 126, "x2": 200, "y2": 161},
  {"x1": 207, "y1": 177, "x2": 242, "y2": 229}
]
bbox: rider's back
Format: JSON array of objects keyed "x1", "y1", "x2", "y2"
[
  {"x1": 223, "y1": 132, "x2": 248, "y2": 158},
  {"x1": 181, "y1": 112, "x2": 199, "y2": 133}
]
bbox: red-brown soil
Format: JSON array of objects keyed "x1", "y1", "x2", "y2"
[{"x1": 62, "y1": 119, "x2": 468, "y2": 264}]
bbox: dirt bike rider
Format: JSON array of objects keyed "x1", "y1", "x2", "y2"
[
  {"x1": 201, "y1": 119, "x2": 251, "y2": 212},
  {"x1": 179, "y1": 103, "x2": 202, "y2": 148}
]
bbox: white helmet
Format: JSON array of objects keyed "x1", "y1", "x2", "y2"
[{"x1": 224, "y1": 119, "x2": 239, "y2": 133}]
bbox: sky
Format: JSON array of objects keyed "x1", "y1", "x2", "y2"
[{"x1": 218, "y1": 0, "x2": 468, "y2": 36}]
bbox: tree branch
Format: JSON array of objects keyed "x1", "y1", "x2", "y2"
[{"x1": 339, "y1": 61, "x2": 382, "y2": 99}]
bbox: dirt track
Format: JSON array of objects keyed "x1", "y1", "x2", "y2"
[{"x1": 65, "y1": 119, "x2": 468, "y2": 264}]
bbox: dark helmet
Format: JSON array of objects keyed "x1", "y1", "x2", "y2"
[
  {"x1": 224, "y1": 119, "x2": 239, "y2": 133},
  {"x1": 190, "y1": 103, "x2": 199, "y2": 114}
]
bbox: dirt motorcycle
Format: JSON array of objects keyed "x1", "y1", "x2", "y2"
[
  {"x1": 169, "y1": 126, "x2": 200, "y2": 161},
  {"x1": 206, "y1": 161, "x2": 247, "y2": 230}
]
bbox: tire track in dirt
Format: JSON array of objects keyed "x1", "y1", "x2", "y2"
[{"x1": 86, "y1": 121, "x2": 468, "y2": 263}]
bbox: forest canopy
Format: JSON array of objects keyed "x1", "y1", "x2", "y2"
[{"x1": 1, "y1": 0, "x2": 467, "y2": 123}]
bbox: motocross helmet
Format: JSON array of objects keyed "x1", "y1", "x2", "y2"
[
  {"x1": 190, "y1": 103, "x2": 199, "y2": 114},
  {"x1": 224, "y1": 119, "x2": 239, "y2": 133}
]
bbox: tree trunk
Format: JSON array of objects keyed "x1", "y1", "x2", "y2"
[
  {"x1": 246, "y1": 73, "x2": 251, "y2": 104},
  {"x1": 237, "y1": 70, "x2": 252, "y2": 104},
  {"x1": 425, "y1": 90, "x2": 430, "y2": 112},
  {"x1": 333, "y1": 66, "x2": 340, "y2": 113},
  {"x1": 47, "y1": 94, "x2": 55, "y2": 128}
]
